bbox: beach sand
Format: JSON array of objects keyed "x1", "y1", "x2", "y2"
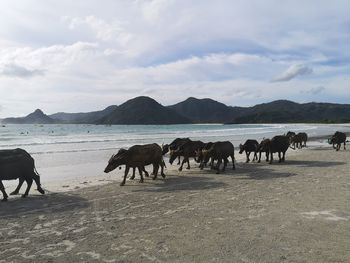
[{"x1": 0, "y1": 144, "x2": 349, "y2": 262}]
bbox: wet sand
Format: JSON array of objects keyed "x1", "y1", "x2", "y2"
[{"x1": 0, "y1": 145, "x2": 349, "y2": 262}]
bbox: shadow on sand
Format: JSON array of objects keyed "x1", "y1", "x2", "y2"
[
  {"x1": 0, "y1": 191, "x2": 89, "y2": 219},
  {"x1": 286, "y1": 159, "x2": 346, "y2": 167},
  {"x1": 133, "y1": 175, "x2": 227, "y2": 193}
]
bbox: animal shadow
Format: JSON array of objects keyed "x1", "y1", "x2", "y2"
[{"x1": 0, "y1": 192, "x2": 89, "y2": 219}]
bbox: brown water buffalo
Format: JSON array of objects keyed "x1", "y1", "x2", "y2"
[
  {"x1": 0, "y1": 148, "x2": 45, "y2": 201},
  {"x1": 162, "y1": 138, "x2": 191, "y2": 165},
  {"x1": 239, "y1": 139, "x2": 259, "y2": 163},
  {"x1": 169, "y1": 140, "x2": 204, "y2": 171},
  {"x1": 201, "y1": 141, "x2": 235, "y2": 174},
  {"x1": 290, "y1": 132, "x2": 308, "y2": 149},
  {"x1": 257, "y1": 138, "x2": 270, "y2": 163},
  {"x1": 104, "y1": 143, "x2": 165, "y2": 186},
  {"x1": 268, "y1": 135, "x2": 290, "y2": 164},
  {"x1": 114, "y1": 148, "x2": 150, "y2": 180},
  {"x1": 195, "y1": 142, "x2": 213, "y2": 165},
  {"x1": 329, "y1": 131, "x2": 346, "y2": 151}
]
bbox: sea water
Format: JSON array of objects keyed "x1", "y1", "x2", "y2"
[{"x1": 0, "y1": 123, "x2": 348, "y2": 185}]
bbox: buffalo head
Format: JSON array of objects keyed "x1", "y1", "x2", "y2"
[{"x1": 104, "y1": 151, "x2": 127, "y2": 173}]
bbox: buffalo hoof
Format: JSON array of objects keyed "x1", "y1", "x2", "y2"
[
  {"x1": 139, "y1": 179, "x2": 144, "y2": 183},
  {"x1": 232, "y1": 166, "x2": 236, "y2": 170},
  {"x1": 257, "y1": 160, "x2": 261, "y2": 163},
  {"x1": 1, "y1": 198, "x2": 8, "y2": 202},
  {"x1": 186, "y1": 167, "x2": 190, "y2": 170},
  {"x1": 130, "y1": 176, "x2": 135, "y2": 180},
  {"x1": 120, "y1": 182, "x2": 125, "y2": 186},
  {"x1": 21, "y1": 194, "x2": 27, "y2": 198},
  {"x1": 145, "y1": 173, "x2": 149, "y2": 177},
  {"x1": 152, "y1": 176, "x2": 157, "y2": 180},
  {"x1": 37, "y1": 188, "x2": 45, "y2": 195},
  {"x1": 10, "y1": 191, "x2": 19, "y2": 195},
  {"x1": 161, "y1": 173, "x2": 166, "y2": 178},
  {"x1": 178, "y1": 167, "x2": 183, "y2": 172}
]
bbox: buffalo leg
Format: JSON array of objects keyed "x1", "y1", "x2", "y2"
[
  {"x1": 269, "y1": 152, "x2": 273, "y2": 164},
  {"x1": 253, "y1": 152, "x2": 258, "y2": 162},
  {"x1": 266, "y1": 152, "x2": 269, "y2": 162},
  {"x1": 120, "y1": 166, "x2": 130, "y2": 186},
  {"x1": 22, "y1": 178, "x2": 33, "y2": 198},
  {"x1": 0, "y1": 181, "x2": 8, "y2": 201},
  {"x1": 138, "y1": 167, "x2": 144, "y2": 183},
  {"x1": 282, "y1": 151, "x2": 286, "y2": 162},
  {"x1": 130, "y1": 168, "x2": 136, "y2": 180},
  {"x1": 32, "y1": 174, "x2": 45, "y2": 194},
  {"x1": 216, "y1": 159, "x2": 222, "y2": 174},
  {"x1": 258, "y1": 152, "x2": 262, "y2": 163},
  {"x1": 186, "y1": 159, "x2": 190, "y2": 170},
  {"x1": 10, "y1": 178, "x2": 25, "y2": 195},
  {"x1": 153, "y1": 164, "x2": 159, "y2": 180},
  {"x1": 179, "y1": 158, "x2": 187, "y2": 171},
  {"x1": 177, "y1": 156, "x2": 181, "y2": 165},
  {"x1": 160, "y1": 161, "x2": 166, "y2": 178},
  {"x1": 222, "y1": 158, "x2": 228, "y2": 172},
  {"x1": 143, "y1": 168, "x2": 149, "y2": 177},
  {"x1": 231, "y1": 154, "x2": 235, "y2": 170},
  {"x1": 246, "y1": 152, "x2": 250, "y2": 163},
  {"x1": 344, "y1": 142, "x2": 346, "y2": 150},
  {"x1": 278, "y1": 152, "x2": 282, "y2": 163}
]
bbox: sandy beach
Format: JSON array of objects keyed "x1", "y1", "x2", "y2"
[{"x1": 0, "y1": 142, "x2": 349, "y2": 263}]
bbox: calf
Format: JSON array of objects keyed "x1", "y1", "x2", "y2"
[{"x1": 239, "y1": 139, "x2": 259, "y2": 163}]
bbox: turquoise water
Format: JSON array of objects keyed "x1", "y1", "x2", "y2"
[{"x1": 0, "y1": 123, "x2": 337, "y2": 154}]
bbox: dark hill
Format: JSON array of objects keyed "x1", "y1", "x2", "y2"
[
  {"x1": 3, "y1": 109, "x2": 56, "y2": 124},
  {"x1": 97, "y1": 96, "x2": 191, "y2": 125},
  {"x1": 50, "y1": 105, "x2": 118, "y2": 124},
  {"x1": 229, "y1": 101, "x2": 350, "y2": 123},
  {"x1": 168, "y1": 97, "x2": 242, "y2": 123}
]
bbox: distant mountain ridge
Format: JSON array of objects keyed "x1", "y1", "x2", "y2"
[
  {"x1": 97, "y1": 96, "x2": 191, "y2": 124},
  {"x1": 50, "y1": 105, "x2": 118, "y2": 124},
  {"x1": 2, "y1": 109, "x2": 56, "y2": 124},
  {"x1": 2, "y1": 97, "x2": 350, "y2": 124}
]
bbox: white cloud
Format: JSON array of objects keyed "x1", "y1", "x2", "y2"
[
  {"x1": 272, "y1": 64, "x2": 313, "y2": 82},
  {"x1": 0, "y1": 0, "x2": 350, "y2": 117},
  {"x1": 63, "y1": 15, "x2": 133, "y2": 46}
]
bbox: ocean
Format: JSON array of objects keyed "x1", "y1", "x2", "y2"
[{"x1": 0, "y1": 123, "x2": 349, "y2": 186}]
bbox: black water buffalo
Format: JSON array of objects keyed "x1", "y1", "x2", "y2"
[
  {"x1": 239, "y1": 139, "x2": 259, "y2": 163},
  {"x1": 268, "y1": 136, "x2": 290, "y2": 164},
  {"x1": 290, "y1": 132, "x2": 308, "y2": 149},
  {"x1": 104, "y1": 143, "x2": 165, "y2": 186},
  {"x1": 162, "y1": 138, "x2": 191, "y2": 165},
  {"x1": 329, "y1": 131, "x2": 347, "y2": 151},
  {"x1": 201, "y1": 141, "x2": 235, "y2": 174},
  {"x1": 0, "y1": 148, "x2": 45, "y2": 201},
  {"x1": 257, "y1": 139, "x2": 270, "y2": 163},
  {"x1": 286, "y1": 131, "x2": 296, "y2": 139},
  {"x1": 169, "y1": 140, "x2": 204, "y2": 171}
]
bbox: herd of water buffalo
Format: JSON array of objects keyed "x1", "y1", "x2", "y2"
[{"x1": 0, "y1": 131, "x2": 347, "y2": 201}]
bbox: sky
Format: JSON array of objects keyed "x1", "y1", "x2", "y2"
[{"x1": 0, "y1": 0, "x2": 349, "y2": 117}]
